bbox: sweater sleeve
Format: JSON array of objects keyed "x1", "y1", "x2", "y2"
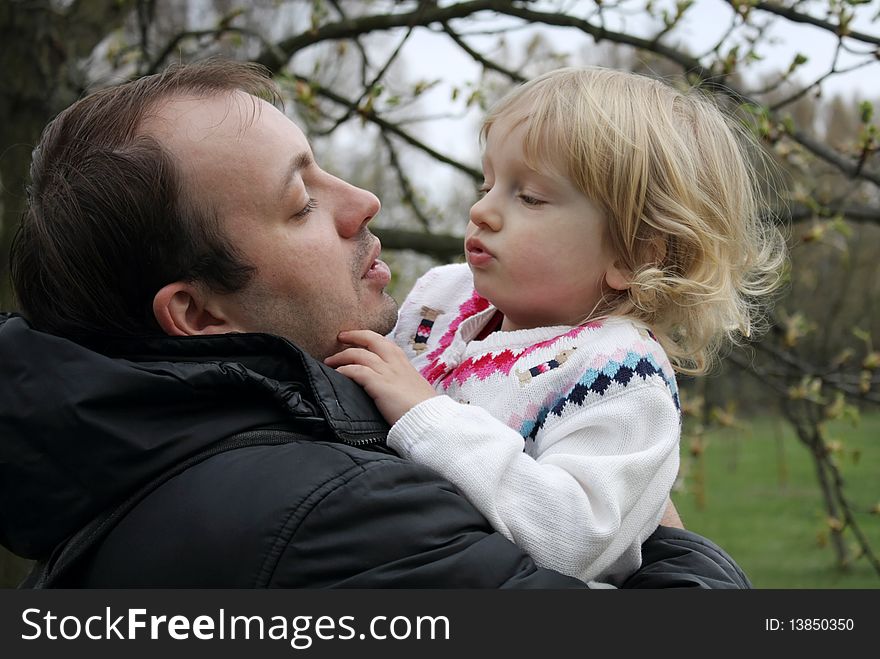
[{"x1": 387, "y1": 384, "x2": 680, "y2": 584}]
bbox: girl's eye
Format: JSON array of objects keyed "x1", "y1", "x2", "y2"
[
  {"x1": 477, "y1": 185, "x2": 491, "y2": 197},
  {"x1": 293, "y1": 198, "x2": 317, "y2": 219},
  {"x1": 519, "y1": 194, "x2": 545, "y2": 207}
]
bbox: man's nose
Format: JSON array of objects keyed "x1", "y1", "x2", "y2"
[
  {"x1": 335, "y1": 177, "x2": 381, "y2": 237},
  {"x1": 469, "y1": 192, "x2": 502, "y2": 231}
]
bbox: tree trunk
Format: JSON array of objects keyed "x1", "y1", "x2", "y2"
[{"x1": 0, "y1": 0, "x2": 134, "y2": 308}]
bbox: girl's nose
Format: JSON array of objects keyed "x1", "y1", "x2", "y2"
[{"x1": 469, "y1": 192, "x2": 502, "y2": 231}]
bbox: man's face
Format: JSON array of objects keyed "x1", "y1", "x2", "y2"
[{"x1": 147, "y1": 91, "x2": 398, "y2": 359}]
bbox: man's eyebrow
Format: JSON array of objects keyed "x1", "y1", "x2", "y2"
[{"x1": 279, "y1": 151, "x2": 314, "y2": 198}]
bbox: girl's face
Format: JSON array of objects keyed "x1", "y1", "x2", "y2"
[{"x1": 466, "y1": 116, "x2": 628, "y2": 332}]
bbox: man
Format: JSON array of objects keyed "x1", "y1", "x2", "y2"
[{"x1": 0, "y1": 60, "x2": 748, "y2": 588}]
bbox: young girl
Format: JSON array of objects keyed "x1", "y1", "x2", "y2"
[{"x1": 325, "y1": 67, "x2": 785, "y2": 584}]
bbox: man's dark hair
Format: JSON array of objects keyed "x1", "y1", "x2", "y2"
[{"x1": 10, "y1": 59, "x2": 280, "y2": 339}]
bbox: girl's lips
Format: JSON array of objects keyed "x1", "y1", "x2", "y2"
[
  {"x1": 465, "y1": 238, "x2": 494, "y2": 268},
  {"x1": 466, "y1": 248, "x2": 494, "y2": 268}
]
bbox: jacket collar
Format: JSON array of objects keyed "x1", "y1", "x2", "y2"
[
  {"x1": 85, "y1": 325, "x2": 389, "y2": 443},
  {"x1": 0, "y1": 313, "x2": 387, "y2": 559}
]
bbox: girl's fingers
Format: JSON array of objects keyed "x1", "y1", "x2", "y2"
[
  {"x1": 334, "y1": 364, "x2": 378, "y2": 388},
  {"x1": 324, "y1": 347, "x2": 386, "y2": 371},
  {"x1": 336, "y1": 329, "x2": 381, "y2": 346},
  {"x1": 336, "y1": 330, "x2": 399, "y2": 361}
]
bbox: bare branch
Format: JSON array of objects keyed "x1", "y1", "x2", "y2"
[
  {"x1": 441, "y1": 20, "x2": 525, "y2": 82},
  {"x1": 767, "y1": 39, "x2": 877, "y2": 113},
  {"x1": 327, "y1": 0, "x2": 371, "y2": 84},
  {"x1": 396, "y1": 110, "x2": 471, "y2": 125},
  {"x1": 146, "y1": 27, "x2": 275, "y2": 75},
  {"x1": 255, "y1": 1, "x2": 880, "y2": 188},
  {"x1": 725, "y1": 350, "x2": 794, "y2": 399},
  {"x1": 371, "y1": 227, "x2": 463, "y2": 261},
  {"x1": 742, "y1": 1, "x2": 880, "y2": 48},
  {"x1": 135, "y1": 0, "x2": 156, "y2": 74},
  {"x1": 494, "y1": 2, "x2": 710, "y2": 76},
  {"x1": 65, "y1": 0, "x2": 137, "y2": 58},
  {"x1": 492, "y1": 4, "x2": 880, "y2": 188},
  {"x1": 257, "y1": 0, "x2": 503, "y2": 72},
  {"x1": 788, "y1": 127, "x2": 880, "y2": 187},
  {"x1": 695, "y1": 12, "x2": 739, "y2": 60},
  {"x1": 379, "y1": 131, "x2": 433, "y2": 231},
  {"x1": 750, "y1": 338, "x2": 880, "y2": 405},
  {"x1": 784, "y1": 203, "x2": 880, "y2": 225},
  {"x1": 294, "y1": 74, "x2": 482, "y2": 181}
]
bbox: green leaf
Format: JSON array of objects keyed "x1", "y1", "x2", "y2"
[
  {"x1": 859, "y1": 100, "x2": 873, "y2": 124},
  {"x1": 788, "y1": 53, "x2": 808, "y2": 73}
]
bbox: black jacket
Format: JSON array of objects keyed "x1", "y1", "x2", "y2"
[{"x1": 0, "y1": 313, "x2": 749, "y2": 588}]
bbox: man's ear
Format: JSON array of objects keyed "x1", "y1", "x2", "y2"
[{"x1": 153, "y1": 281, "x2": 239, "y2": 336}]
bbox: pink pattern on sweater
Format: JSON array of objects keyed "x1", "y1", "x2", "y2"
[
  {"x1": 418, "y1": 288, "x2": 604, "y2": 389},
  {"x1": 440, "y1": 323, "x2": 600, "y2": 389},
  {"x1": 420, "y1": 291, "x2": 491, "y2": 384}
]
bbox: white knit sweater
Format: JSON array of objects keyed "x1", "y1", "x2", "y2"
[{"x1": 388, "y1": 263, "x2": 681, "y2": 584}]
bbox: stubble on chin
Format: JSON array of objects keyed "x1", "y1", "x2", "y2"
[
  {"x1": 233, "y1": 231, "x2": 400, "y2": 359},
  {"x1": 372, "y1": 292, "x2": 399, "y2": 336}
]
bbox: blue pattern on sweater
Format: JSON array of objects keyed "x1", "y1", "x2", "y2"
[{"x1": 518, "y1": 352, "x2": 680, "y2": 440}]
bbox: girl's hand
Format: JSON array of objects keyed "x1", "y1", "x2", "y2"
[{"x1": 324, "y1": 330, "x2": 438, "y2": 425}]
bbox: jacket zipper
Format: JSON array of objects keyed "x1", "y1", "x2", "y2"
[{"x1": 337, "y1": 432, "x2": 387, "y2": 447}]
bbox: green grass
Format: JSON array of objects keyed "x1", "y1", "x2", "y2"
[{"x1": 672, "y1": 413, "x2": 880, "y2": 588}]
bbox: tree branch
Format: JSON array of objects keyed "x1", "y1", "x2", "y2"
[
  {"x1": 256, "y1": 1, "x2": 880, "y2": 189},
  {"x1": 784, "y1": 202, "x2": 880, "y2": 225},
  {"x1": 371, "y1": 227, "x2": 462, "y2": 261},
  {"x1": 256, "y1": 0, "x2": 503, "y2": 73},
  {"x1": 379, "y1": 131, "x2": 433, "y2": 231},
  {"x1": 788, "y1": 127, "x2": 880, "y2": 187},
  {"x1": 749, "y1": 338, "x2": 880, "y2": 405},
  {"x1": 494, "y1": 3, "x2": 880, "y2": 188},
  {"x1": 146, "y1": 26, "x2": 284, "y2": 76},
  {"x1": 495, "y1": 2, "x2": 711, "y2": 77},
  {"x1": 742, "y1": 1, "x2": 880, "y2": 48},
  {"x1": 441, "y1": 20, "x2": 525, "y2": 82},
  {"x1": 66, "y1": 0, "x2": 137, "y2": 58},
  {"x1": 295, "y1": 75, "x2": 481, "y2": 181}
]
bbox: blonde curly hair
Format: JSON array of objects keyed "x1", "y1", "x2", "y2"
[{"x1": 482, "y1": 66, "x2": 787, "y2": 376}]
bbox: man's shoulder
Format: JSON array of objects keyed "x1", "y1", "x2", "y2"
[
  {"x1": 189, "y1": 434, "x2": 409, "y2": 497},
  {"x1": 79, "y1": 436, "x2": 440, "y2": 586},
  {"x1": 152, "y1": 434, "x2": 461, "y2": 536}
]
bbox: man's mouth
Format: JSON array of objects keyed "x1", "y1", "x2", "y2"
[{"x1": 362, "y1": 239, "x2": 392, "y2": 285}]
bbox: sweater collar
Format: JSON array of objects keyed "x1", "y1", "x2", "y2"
[{"x1": 455, "y1": 302, "x2": 594, "y2": 355}]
